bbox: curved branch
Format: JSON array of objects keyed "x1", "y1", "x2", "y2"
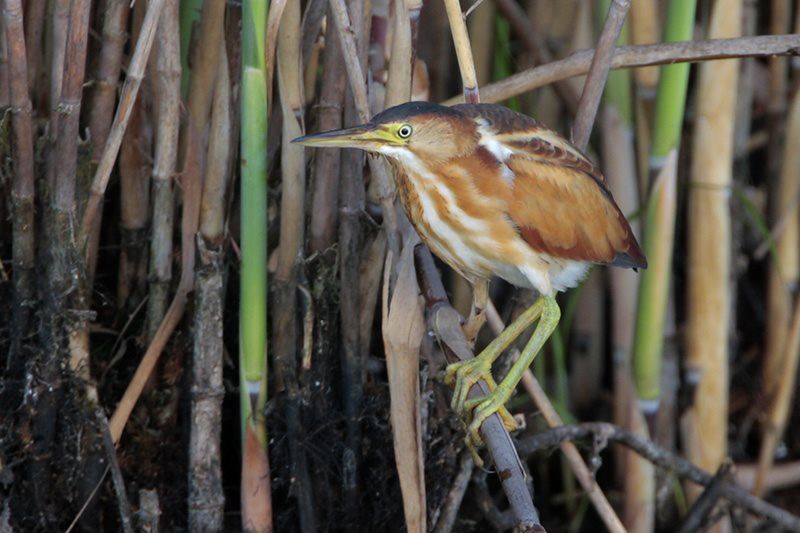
[{"x1": 516, "y1": 422, "x2": 800, "y2": 531}]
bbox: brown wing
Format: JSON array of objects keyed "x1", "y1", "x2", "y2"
[{"x1": 503, "y1": 134, "x2": 646, "y2": 269}]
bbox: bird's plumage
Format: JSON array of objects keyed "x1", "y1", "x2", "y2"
[{"x1": 294, "y1": 101, "x2": 646, "y2": 296}]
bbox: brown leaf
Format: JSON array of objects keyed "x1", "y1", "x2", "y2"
[{"x1": 382, "y1": 242, "x2": 427, "y2": 533}]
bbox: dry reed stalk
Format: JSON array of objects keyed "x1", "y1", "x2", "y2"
[
  {"x1": 682, "y1": 1, "x2": 741, "y2": 518},
  {"x1": 4, "y1": 0, "x2": 36, "y2": 365},
  {"x1": 146, "y1": 0, "x2": 181, "y2": 342},
  {"x1": 274, "y1": 2, "x2": 318, "y2": 529},
  {"x1": 44, "y1": 0, "x2": 68, "y2": 195},
  {"x1": 186, "y1": 0, "x2": 225, "y2": 135},
  {"x1": 308, "y1": 8, "x2": 345, "y2": 253},
  {"x1": 442, "y1": 34, "x2": 800, "y2": 105},
  {"x1": 85, "y1": 0, "x2": 131, "y2": 285},
  {"x1": 568, "y1": 272, "x2": 605, "y2": 410},
  {"x1": 23, "y1": 0, "x2": 45, "y2": 101},
  {"x1": 755, "y1": 91, "x2": 800, "y2": 497},
  {"x1": 117, "y1": 0, "x2": 153, "y2": 310},
  {"x1": 484, "y1": 304, "x2": 626, "y2": 533},
  {"x1": 628, "y1": 0, "x2": 659, "y2": 95},
  {"x1": 737, "y1": 460, "x2": 800, "y2": 493},
  {"x1": 762, "y1": 5, "x2": 799, "y2": 446},
  {"x1": 467, "y1": 0, "x2": 494, "y2": 87},
  {"x1": 52, "y1": 0, "x2": 91, "y2": 373},
  {"x1": 0, "y1": 10, "x2": 8, "y2": 107},
  {"x1": 382, "y1": 245, "x2": 427, "y2": 533},
  {"x1": 328, "y1": 0, "x2": 400, "y2": 258},
  {"x1": 329, "y1": 0, "x2": 370, "y2": 516},
  {"x1": 81, "y1": 0, "x2": 167, "y2": 241},
  {"x1": 571, "y1": 0, "x2": 630, "y2": 151},
  {"x1": 109, "y1": 101, "x2": 203, "y2": 444},
  {"x1": 189, "y1": 35, "x2": 231, "y2": 532},
  {"x1": 442, "y1": 0, "x2": 478, "y2": 103}
]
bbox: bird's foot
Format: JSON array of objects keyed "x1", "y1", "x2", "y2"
[{"x1": 445, "y1": 355, "x2": 517, "y2": 465}]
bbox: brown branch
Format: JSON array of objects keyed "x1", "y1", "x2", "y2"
[
  {"x1": 443, "y1": 34, "x2": 800, "y2": 105},
  {"x1": 571, "y1": 0, "x2": 630, "y2": 151},
  {"x1": 515, "y1": 423, "x2": 800, "y2": 531},
  {"x1": 415, "y1": 246, "x2": 543, "y2": 531}
]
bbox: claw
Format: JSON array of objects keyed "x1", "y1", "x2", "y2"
[{"x1": 464, "y1": 385, "x2": 516, "y2": 449}]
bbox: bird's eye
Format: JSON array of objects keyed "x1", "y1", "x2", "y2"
[{"x1": 397, "y1": 124, "x2": 413, "y2": 138}]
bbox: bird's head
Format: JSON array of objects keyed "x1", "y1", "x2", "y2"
[{"x1": 292, "y1": 101, "x2": 474, "y2": 164}]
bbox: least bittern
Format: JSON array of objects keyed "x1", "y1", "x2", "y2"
[{"x1": 294, "y1": 102, "x2": 646, "y2": 456}]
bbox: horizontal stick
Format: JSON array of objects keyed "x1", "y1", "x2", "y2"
[
  {"x1": 516, "y1": 422, "x2": 800, "y2": 531},
  {"x1": 443, "y1": 34, "x2": 800, "y2": 105}
]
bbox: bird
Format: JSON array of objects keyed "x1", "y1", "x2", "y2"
[{"x1": 293, "y1": 101, "x2": 646, "y2": 458}]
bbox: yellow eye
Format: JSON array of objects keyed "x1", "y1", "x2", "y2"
[{"x1": 397, "y1": 124, "x2": 413, "y2": 138}]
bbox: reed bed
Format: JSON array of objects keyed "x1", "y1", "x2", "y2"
[{"x1": 2, "y1": 1, "x2": 800, "y2": 531}]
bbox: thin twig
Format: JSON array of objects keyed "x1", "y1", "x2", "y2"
[
  {"x1": 571, "y1": 0, "x2": 630, "y2": 151},
  {"x1": 677, "y1": 463, "x2": 732, "y2": 533},
  {"x1": 433, "y1": 453, "x2": 474, "y2": 533},
  {"x1": 99, "y1": 413, "x2": 134, "y2": 533},
  {"x1": 443, "y1": 34, "x2": 800, "y2": 105},
  {"x1": 515, "y1": 423, "x2": 800, "y2": 531}
]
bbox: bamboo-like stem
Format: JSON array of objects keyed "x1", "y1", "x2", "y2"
[
  {"x1": 117, "y1": 1, "x2": 152, "y2": 311},
  {"x1": 467, "y1": 0, "x2": 494, "y2": 87},
  {"x1": 3, "y1": 0, "x2": 36, "y2": 365},
  {"x1": 84, "y1": 0, "x2": 131, "y2": 286},
  {"x1": 327, "y1": 0, "x2": 400, "y2": 258},
  {"x1": 23, "y1": 0, "x2": 46, "y2": 101},
  {"x1": 629, "y1": 0, "x2": 659, "y2": 94},
  {"x1": 683, "y1": 0, "x2": 740, "y2": 513},
  {"x1": 179, "y1": 0, "x2": 204, "y2": 97},
  {"x1": 632, "y1": 0, "x2": 696, "y2": 413},
  {"x1": 109, "y1": 101, "x2": 203, "y2": 445},
  {"x1": 44, "y1": 0, "x2": 67, "y2": 195},
  {"x1": 755, "y1": 90, "x2": 800, "y2": 497},
  {"x1": 442, "y1": 34, "x2": 799, "y2": 106},
  {"x1": 329, "y1": 0, "x2": 370, "y2": 517},
  {"x1": 571, "y1": 0, "x2": 630, "y2": 151},
  {"x1": 189, "y1": 36, "x2": 231, "y2": 532},
  {"x1": 308, "y1": 7, "x2": 345, "y2": 253},
  {"x1": 81, "y1": 0, "x2": 167, "y2": 244},
  {"x1": 239, "y1": 0, "x2": 272, "y2": 530},
  {"x1": 443, "y1": 0, "x2": 478, "y2": 103},
  {"x1": 146, "y1": 0, "x2": 181, "y2": 343},
  {"x1": 273, "y1": 2, "x2": 315, "y2": 528},
  {"x1": 186, "y1": 0, "x2": 226, "y2": 135},
  {"x1": 596, "y1": 6, "x2": 652, "y2": 529}
]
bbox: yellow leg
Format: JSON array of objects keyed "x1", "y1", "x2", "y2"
[
  {"x1": 464, "y1": 296, "x2": 559, "y2": 448},
  {"x1": 445, "y1": 298, "x2": 559, "y2": 452}
]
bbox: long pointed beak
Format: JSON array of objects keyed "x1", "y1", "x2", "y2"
[{"x1": 291, "y1": 124, "x2": 391, "y2": 150}]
